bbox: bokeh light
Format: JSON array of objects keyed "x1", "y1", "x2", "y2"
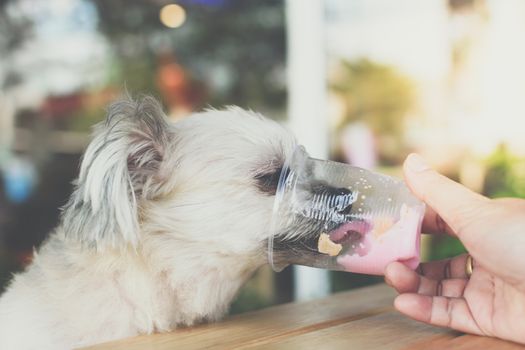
[{"x1": 159, "y1": 4, "x2": 186, "y2": 29}]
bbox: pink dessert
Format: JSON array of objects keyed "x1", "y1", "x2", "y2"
[{"x1": 332, "y1": 205, "x2": 422, "y2": 275}]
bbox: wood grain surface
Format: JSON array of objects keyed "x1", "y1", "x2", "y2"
[{"x1": 82, "y1": 283, "x2": 525, "y2": 350}]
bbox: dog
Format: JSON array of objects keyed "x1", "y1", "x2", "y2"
[{"x1": 0, "y1": 96, "x2": 297, "y2": 349}]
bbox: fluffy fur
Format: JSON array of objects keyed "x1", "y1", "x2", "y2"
[{"x1": 0, "y1": 96, "x2": 296, "y2": 349}]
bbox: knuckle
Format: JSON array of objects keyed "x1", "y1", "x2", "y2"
[{"x1": 436, "y1": 280, "x2": 443, "y2": 296}]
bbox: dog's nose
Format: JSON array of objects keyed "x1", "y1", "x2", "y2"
[
  {"x1": 312, "y1": 184, "x2": 353, "y2": 197},
  {"x1": 322, "y1": 186, "x2": 353, "y2": 197},
  {"x1": 310, "y1": 183, "x2": 355, "y2": 215}
]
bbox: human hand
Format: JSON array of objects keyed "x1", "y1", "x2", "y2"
[{"x1": 384, "y1": 153, "x2": 525, "y2": 344}]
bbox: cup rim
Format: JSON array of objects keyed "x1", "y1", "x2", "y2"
[
  {"x1": 267, "y1": 146, "x2": 426, "y2": 274},
  {"x1": 268, "y1": 145, "x2": 308, "y2": 271}
]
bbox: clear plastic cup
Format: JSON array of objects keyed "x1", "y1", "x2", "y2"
[{"x1": 268, "y1": 146, "x2": 425, "y2": 275}]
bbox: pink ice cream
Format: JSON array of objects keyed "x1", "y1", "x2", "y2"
[{"x1": 335, "y1": 205, "x2": 422, "y2": 275}]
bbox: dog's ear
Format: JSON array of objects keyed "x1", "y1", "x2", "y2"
[{"x1": 61, "y1": 96, "x2": 172, "y2": 249}]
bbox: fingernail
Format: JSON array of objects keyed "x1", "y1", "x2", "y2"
[{"x1": 406, "y1": 153, "x2": 430, "y2": 172}]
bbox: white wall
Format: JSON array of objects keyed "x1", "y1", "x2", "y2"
[{"x1": 286, "y1": 0, "x2": 331, "y2": 301}]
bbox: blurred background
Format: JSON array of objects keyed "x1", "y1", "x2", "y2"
[{"x1": 1, "y1": 0, "x2": 525, "y2": 314}]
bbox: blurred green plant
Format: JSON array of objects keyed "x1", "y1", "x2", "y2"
[
  {"x1": 67, "y1": 105, "x2": 105, "y2": 133},
  {"x1": 483, "y1": 144, "x2": 525, "y2": 199},
  {"x1": 0, "y1": 0, "x2": 35, "y2": 90},
  {"x1": 90, "y1": 0, "x2": 286, "y2": 112},
  {"x1": 330, "y1": 59, "x2": 414, "y2": 163},
  {"x1": 229, "y1": 287, "x2": 273, "y2": 315},
  {"x1": 229, "y1": 267, "x2": 274, "y2": 315},
  {"x1": 427, "y1": 235, "x2": 466, "y2": 261}
]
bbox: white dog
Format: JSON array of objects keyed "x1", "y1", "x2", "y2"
[{"x1": 0, "y1": 96, "x2": 296, "y2": 349}]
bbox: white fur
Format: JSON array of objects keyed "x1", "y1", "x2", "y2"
[{"x1": 0, "y1": 97, "x2": 296, "y2": 349}]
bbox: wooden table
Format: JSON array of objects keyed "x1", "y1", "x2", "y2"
[{"x1": 83, "y1": 283, "x2": 524, "y2": 350}]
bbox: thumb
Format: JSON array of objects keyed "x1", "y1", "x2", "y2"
[{"x1": 403, "y1": 153, "x2": 489, "y2": 237}]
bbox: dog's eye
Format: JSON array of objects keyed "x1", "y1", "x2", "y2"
[{"x1": 255, "y1": 167, "x2": 284, "y2": 195}]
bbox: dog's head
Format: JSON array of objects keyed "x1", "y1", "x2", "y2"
[{"x1": 61, "y1": 96, "x2": 296, "y2": 266}]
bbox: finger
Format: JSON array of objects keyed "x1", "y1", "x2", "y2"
[
  {"x1": 417, "y1": 254, "x2": 471, "y2": 280},
  {"x1": 385, "y1": 262, "x2": 468, "y2": 297},
  {"x1": 416, "y1": 278, "x2": 467, "y2": 298},
  {"x1": 421, "y1": 206, "x2": 456, "y2": 236},
  {"x1": 385, "y1": 261, "x2": 420, "y2": 293},
  {"x1": 403, "y1": 154, "x2": 489, "y2": 238},
  {"x1": 409, "y1": 274, "x2": 468, "y2": 298},
  {"x1": 394, "y1": 294, "x2": 483, "y2": 335},
  {"x1": 435, "y1": 279, "x2": 468, "y2": 298}
]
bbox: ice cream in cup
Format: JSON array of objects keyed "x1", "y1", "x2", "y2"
[{"x1": 268, "y1": 146, "x2": 425, "y2": 275}]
